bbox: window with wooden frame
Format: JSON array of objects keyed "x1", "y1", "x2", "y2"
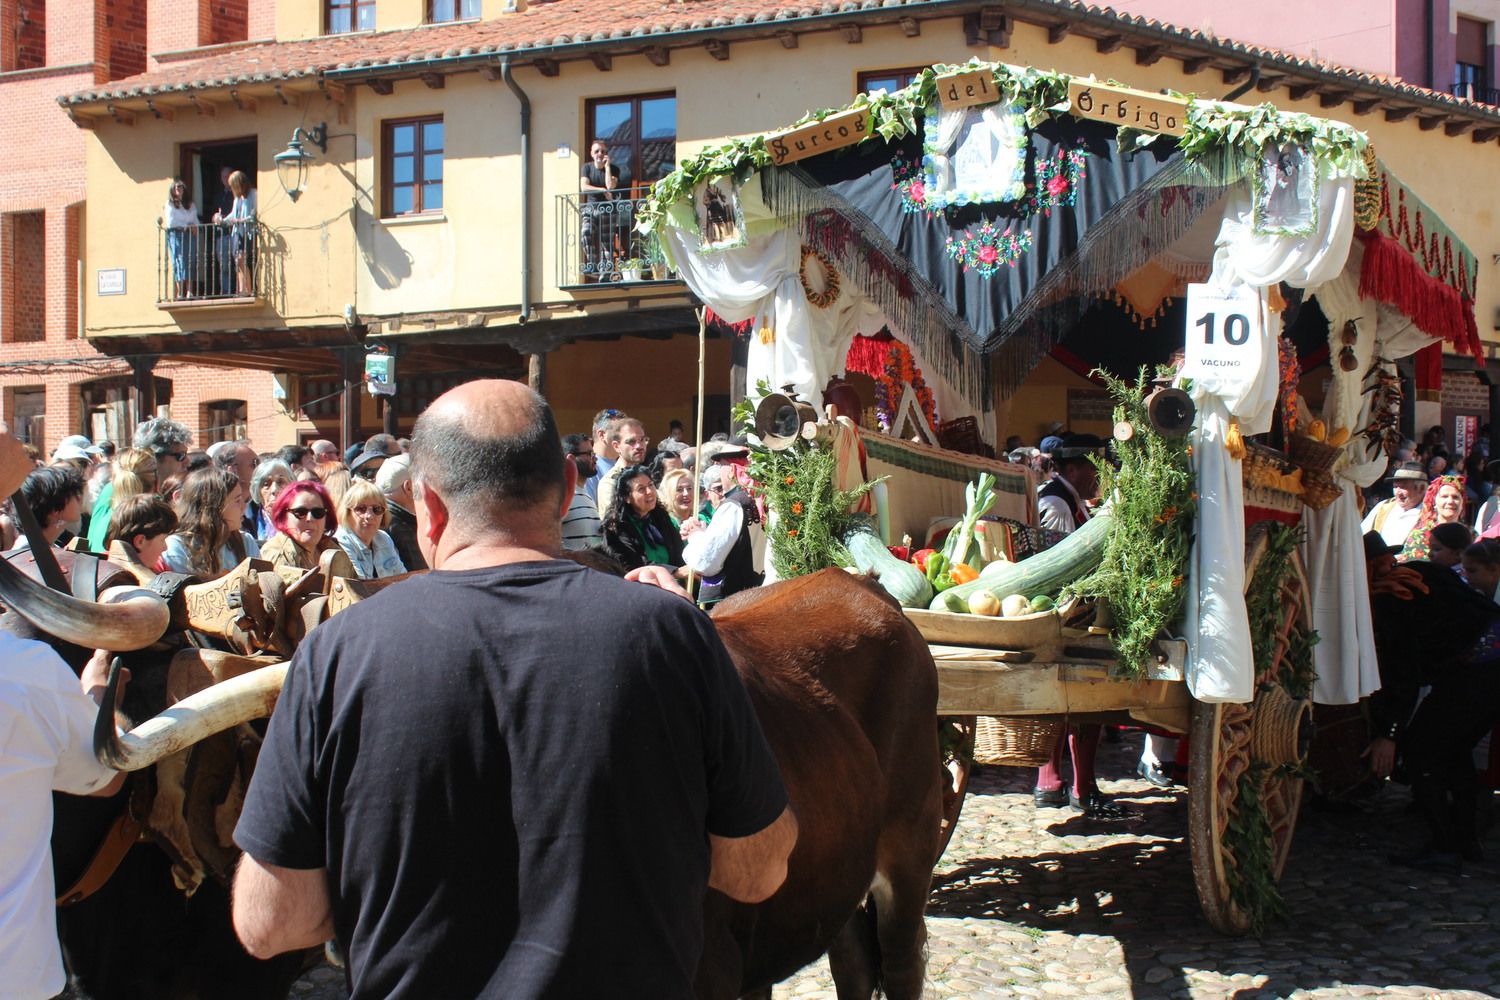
[
  {"x1": 584, "y1": 93, "x2": 677, "y2": 196},
  {"x1": 1455, "y1": 16, "x2": 1492, "y2": 100},
  {"x1": 382, "y1": 116, "x2": 445, "y2": 218},
  {"x1": 327, "y1": 0, "x2": 376, "y2": 35},
  {"x1": 429, "y1": 0, "x2": 481, "y2": 21},
  {"x1": 857, "y1": 67, "x2": 924, "y2": 96}
]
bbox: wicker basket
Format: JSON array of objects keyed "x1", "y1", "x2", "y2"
[
  {"x1": 1287, "y1": 433, "x2": 1342, "y2": 475},
  {"x1": 1300, "y1": 473, "x2": 1344, "y2": 511},
  {"x1": 973, "y1": 716, "x2": 1064, "y2": 767}
]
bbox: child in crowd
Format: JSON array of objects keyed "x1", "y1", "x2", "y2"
[{"x1": 106, "y1": 493, "x2": 178, "y2": 571}]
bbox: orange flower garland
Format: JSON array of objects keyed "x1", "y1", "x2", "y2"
[
  {"x1": 874, "y1": 342, "x2": 938, "y2": 434},
  {"x1": 799, "y1": 245, "x2": 840, "y2": 309}
]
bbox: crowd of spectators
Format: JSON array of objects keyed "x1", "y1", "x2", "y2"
[{"x1": 0, "y1": 422, "x2": 422, "y2": 583}]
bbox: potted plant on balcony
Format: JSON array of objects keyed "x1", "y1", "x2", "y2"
[{"x1": 619, "y1": 258, "x2": 649, "y2": 282}]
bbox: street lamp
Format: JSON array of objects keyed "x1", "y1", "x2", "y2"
[{"x1": 274, "y1": 123, "x2": 328, "y2": 202}]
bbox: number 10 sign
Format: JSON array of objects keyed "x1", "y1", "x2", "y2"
[{"x1": 1181, "y1": 282, "x2": 1264, "y2": 395}]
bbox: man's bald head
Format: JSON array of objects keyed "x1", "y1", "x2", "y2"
[{"x1": 410, "y1": 380, "x2": 566, "y2": 529}]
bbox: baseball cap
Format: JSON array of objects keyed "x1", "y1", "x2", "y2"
[
  {"x1": 374, "y1": 453, "x2": 412, "y2": 494},
  {"x1": 52, "y1": 444, "x2": 91, "y2": 461},
  {"x1": 1038, "y1": 435, "x2": 1064, "y2": 456}
]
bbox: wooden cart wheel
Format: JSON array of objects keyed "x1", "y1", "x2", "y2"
[
  {"x1": 1188, "y1": 523, "x2": 1315, "y2": 935},
  {"x1": 935, "y1": 716, "x2": 975, "y2": 864}
]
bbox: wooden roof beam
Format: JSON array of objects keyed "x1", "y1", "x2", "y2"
[
  {"x1": 229, "y1": 89, "x2": 256, "y2": 112},
  {"x1": 479, "y1": 64, "x2": 503, "y2": 81},
  {"x1": 144, "y1": 99, "x2": 173, "y2": 121},
  {"x1": 534, "y1": 58, "x2": 560, "y2": 77},
  {"x1": 589, "y1": 52, "x2": 612, "y2": 71},
  {"x1": 273, "y1": 84, "x2": 301, "y2": 107},
  {"x1": 106, "y1": 104, "x2": 135, "y2": 126},
  {"x1": 644, "y1": 45, "x2": 670, "y2": 65},
  {"x1": 840, "y1": 23, "x2": 862, "y2": 43},
  {"x1": 367, "y1": 77, "x2": 394, "y2": 95},
  {"x1": 188, "y1": 93, "x2": 217, "y2": 116},
  {"x1": 1256, "y1": 74, "x2": 1286, "y2": 93},
  {"x1": 1095, "y1": 33, "x2": 1124, "y2": 54},
  {"x1": 1418, "y1": 115, "x2": 1444, "y2": 131},
  {"x1": 321, "y1": 80, "x2": 348, "y2": 105},
  {"x1": 1221, "y1": 65, "x2": 1252, "y2": 85},
  {"x1": 964, "y1": 9, "x2": 1010, "y2": 47},
  {"x1": 1351, "y1": 98, "x2": 1381, "y2": 115},
  {"x1": 704, "y1": 39, "x2": 730, "y2": 61},
  {"x1": 1319, "y1": 90, "x2": 1349, "y2": 108},
  {"x1": 1046, "y1": 21, "x2": 1070, "y2": 44},
  {"x1": 420, "y1": 72, "x2": 446, "y2": 89},
  {"x1": 1445, "y1": 118, "x2": 1476, "y2": 136},
  {"x1": 899, "y1": 17, "x2": 920, "y2": 37},
  {"x1": 67, "y1": 110, "x2": 96, "y2": 129},
  {"x1": 1134, "y1": 44, "x2": 1164, "y2": 66},
  {"x1": 1472, "y1": 126, "x2": 1500, "y2": 142},
  {"x1": 1180, "y1": 55, "x2": 1210, "y2": 74},
  {"x1": 1384, "y1": 105, "x2": 1418, "y2": 122},
  {"x1": 776, "y1": 30, "x2": 797, "y2": 48},
  {"x1": 1287, "y1": 82, "x2": 1317, "y2": 101}
]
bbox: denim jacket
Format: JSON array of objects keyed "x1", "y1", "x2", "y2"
[{"x1": 334, "y1": 526, "x2": 407, "y2": 579}]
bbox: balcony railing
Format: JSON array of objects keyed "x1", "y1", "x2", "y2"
[
  {"x1": 157, "y1": 220, "x2": 271, "y2": 305},
  {"x1": 1450, "y1": 81, "x2": 1500, "y2": 106},
  {"x1": 555, "y1": 193, "x2": 678, "y2": 289}
]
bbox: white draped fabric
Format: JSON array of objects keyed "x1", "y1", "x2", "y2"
[
  {"x1": 1303, "y1": 241, "x2": 1439, "y2": 704},
  {"x1": 1184, "y1": 177, "x2": 1355, "y2": 703}
]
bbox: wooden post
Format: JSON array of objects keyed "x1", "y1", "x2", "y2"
[
  {"x1": 129, "y1": 356, "x2": 157, "y2": 426},
  {"x1": 729, "y1": 333, "x2": 748, "y2": 407},
  {"x1": 527, "y1": 352, "x2": 547, "y2": 394},
  {"x1": 339, "y1": 347, "x2": 360, "y2": 453}
]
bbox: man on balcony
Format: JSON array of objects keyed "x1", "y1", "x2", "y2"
[{"x1": 579, "y1": 140, "x2": 632, "y2": 281}]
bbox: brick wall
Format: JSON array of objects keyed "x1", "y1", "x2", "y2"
[
  {"x1": 1, "y1": 211, "x2": 46, "y2": 343},
  {"x1": 105, "y1": 0, "x2": 149, "y2": 80},
  {"x1": 209, "y1": 0, "x2": 249, "y2": 45},
  {"x1": 16, "y1": 0, "x2": 47, "y2": 71}
]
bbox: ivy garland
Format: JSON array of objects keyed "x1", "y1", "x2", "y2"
[
  {"x1": 638, "y1": 59, "x2": 1367, "y2": 240},
  {"x1": 1065, "y1": 368, "x2": 1197, "y2": 679},
  {"x1": 799, "y1": 245, "x2": 840, "y2": 308}
]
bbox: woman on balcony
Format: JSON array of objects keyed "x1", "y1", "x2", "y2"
[
  {"x1": 260, "y1": 479, "x2": 354, "y2": 578},
  {"x1": 163, "y1": 179, "x2": 201, "y2": 299},
  {"x1": 219, "y1": 170, "x2": 257, "y2": 297}
]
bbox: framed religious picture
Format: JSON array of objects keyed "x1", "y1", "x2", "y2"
[
  {"x1": 694, "y1": 175, "x2": 747, "y2": 252},
  {"x1": 920, "y1": 102, "x2": 1027, "y2": 209},
  {"x1": 1253, "y1": 141, "x2": 1318, "y2": 237}
]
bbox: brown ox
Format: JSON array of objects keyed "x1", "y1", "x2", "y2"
[{"x1": 700, "y1": 569, "x2": 941, "y2": 1000}]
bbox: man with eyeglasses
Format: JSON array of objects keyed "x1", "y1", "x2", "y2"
[
  {"x1": 85, "y1": 417, "x2": 191, "y2": 551},
  {"x1": 585, "y1": 408, "x2": 626, "y2": 502},
  {"x1": 560, "y1": 433, "x2": 601, "y2": 551},
  {"x1": 594, "y1": 418, "x2": 650, "y2": 516}
]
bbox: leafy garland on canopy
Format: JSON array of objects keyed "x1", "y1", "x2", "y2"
[{"x1": 637, "y1": 58, "x2": 1368, "y2": 239}]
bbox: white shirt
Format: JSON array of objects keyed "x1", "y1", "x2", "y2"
[
  {"x1": 1037, "y1": 477, "x2": 1086, "y2": 534},
  {"x1": 682, "y1": 498, "x2": 745, "y2": 577},
  {"x1": 163, "y1": 202, "x2": 199, "y2": 228},
  {"x1": 1360, "y1": 498, "x2": 1422, "y2": 549},
  {"x1": 0, "y1": 634, "x2": 117, "y2": 1000}
]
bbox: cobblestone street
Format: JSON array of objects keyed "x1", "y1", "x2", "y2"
[{"x1": 294, "y1": 733, "x2": 1500, "y2": 999}]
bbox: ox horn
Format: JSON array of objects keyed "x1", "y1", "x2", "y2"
[
  {"x1": 0, "y1": 555, "x2": 170, "y2": 651},
  {"x1": 95, "y1": 657, "x2": 289, "y2": 771}
]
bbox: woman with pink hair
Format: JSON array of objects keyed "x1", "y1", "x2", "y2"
[{"x1": 259, "y1": 479, "x2": 355, "y2": 578}]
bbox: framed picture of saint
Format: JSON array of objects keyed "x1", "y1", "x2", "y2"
[{"x1": 694, "y1": 176, "x2": 747, "y2": 252}]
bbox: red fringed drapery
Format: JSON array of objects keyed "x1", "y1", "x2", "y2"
[
  {"x1": 845, "y1": 329, "x2": 895, "y2": 378},
  {"x1": 1358, "y1": 231, "x2": 1483, "y2": 357},
  {"x1": 704, "y1": 308, "x2": 754, "y2": 338},
  {"x1": 1414, "y1": 341, "x2": 1444, "y2": 402}
]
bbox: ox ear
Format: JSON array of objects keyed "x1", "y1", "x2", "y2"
[{"x1": 0, "y1": 557, "x2": 169, "y2": 651}]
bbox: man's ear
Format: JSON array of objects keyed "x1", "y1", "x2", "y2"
[{"x1": 416, "y1": 480, "x2": 449, "y2": 546}]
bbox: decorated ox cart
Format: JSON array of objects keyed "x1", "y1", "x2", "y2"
[{"x1": 640, "y1": 59, "x2": 1481, "y2": 934}]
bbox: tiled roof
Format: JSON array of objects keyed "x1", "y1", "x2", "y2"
[{"x1": 59, "y1": 0, "x2": 1500, "y2": 132}]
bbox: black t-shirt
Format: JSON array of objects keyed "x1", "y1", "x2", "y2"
[
  {"x1": 235, "y1": 559, "x2": 786, "y2": 999},
  {"x1": 581, "y1": 161, "x2": 631, "y2": 203}
]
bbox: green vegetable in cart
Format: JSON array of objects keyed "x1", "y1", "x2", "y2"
[{"x1": 1029, "y1": 595, "x2": 1056, "y2": 612}]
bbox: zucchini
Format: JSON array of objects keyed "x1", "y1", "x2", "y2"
[
  {"x1": 844, "y1": 526, "x2": 933, "y2": 608},
  {"x1": 928, "y1": 509, "x2": 1112, "y2": 612}
]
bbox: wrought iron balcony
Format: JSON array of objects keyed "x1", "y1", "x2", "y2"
[
  {"x1": 1450, "y1": 81, "x2": 1500, "y2": 106},
  {"x1": 555, "y1": 193, "x2": 678, "y2": 289},
  {"x1": 156, "y1": 219, "x2": 272, "y2": 306}
]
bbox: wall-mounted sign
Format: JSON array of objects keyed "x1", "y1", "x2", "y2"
[
  {"x1": 96, "y1": 269, "x2": 126, "y2": 296},
  {"x1": 365, "y1": 352, "x2": 395, "y2": 396},
  {"x1": 934, "y1": 68, "x2": 1000, "y2": 110},
  {"x1": 766, "y1": 108, "x2": 872, "y2": 167},
  {"x1": 1068, "y1": 80, "x2": 1187, "y2": 136}
]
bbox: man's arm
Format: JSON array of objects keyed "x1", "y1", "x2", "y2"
[
  {"x1": 1036, "y1": 495, "x2": 1075, "y2": 534},
  {"x1": 682, "y1": 501, "x2": 743, "y2": 576},
  {"x1": 708, "y1": 804, "x2": 797, "y2": 903},
  {"x1": 232, "y1": 854, "x2": 334, "y2": 958}
]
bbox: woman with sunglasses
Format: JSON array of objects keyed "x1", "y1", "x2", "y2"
[
  {"x1": 161, "y1": 467, "x2": 260, "y2": 577},
  {"x1": 333, "y1": 479, "x2": 407, "y2": 579},
  {"x1": 260, "y1": 480, "x2": 354, "y2": 577}
]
